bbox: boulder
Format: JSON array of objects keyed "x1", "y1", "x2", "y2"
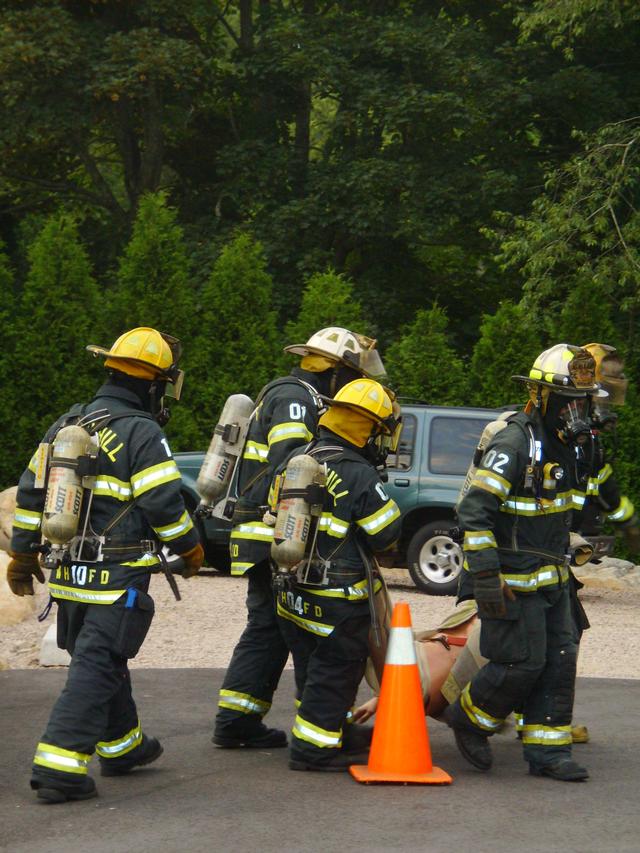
[
  {"x1": 0, "y1": 550, "x2": 36, "y2": 626},
  {"x1": 0, "y1": 486, "x2": 17, "y2": 553}
]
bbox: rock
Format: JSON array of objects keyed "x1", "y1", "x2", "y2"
[
  {"x1": 574, "y1": 557, "x2": 640, "y2": 590},
  {"x1": 39, "y1": 623, "x2": 70, "y2": 667},
  {"x1": 0, "y1": 486, "x2": 17, "y2": 553},
  {"x1": 0, "y1": 551, "x2": 36, "y2": 626}
]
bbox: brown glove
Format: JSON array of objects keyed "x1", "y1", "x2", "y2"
[
  {"x1": 473, "y1": 570, "x2": 516, "y2": 619},
  {"x1": 7, "y1": 551, "x2": 45, "y2": 596},
  {"x1": 179, "y1": 543, "x2": 205, "y2": 579}
]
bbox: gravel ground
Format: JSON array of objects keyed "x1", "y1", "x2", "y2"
[{"x1": 1, "y1": 568, "x2": 639, "y2": 678}]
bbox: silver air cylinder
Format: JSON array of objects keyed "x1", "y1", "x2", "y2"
[
  {"x1": 197, "y1": 394, "x2": 254, "y2": 508},
  {"x1": 42, "y1": 425, "x2": 93, "y2": 547},
  {"x1": 271, "y1": 454, "x2": 324, "y2": 571}
]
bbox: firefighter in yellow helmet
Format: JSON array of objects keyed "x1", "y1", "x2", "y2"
[
  {"x1": 447, "y1": 344, "x2": 606, "y2": 782},
  {"x1": 8, "y1": 327, "x2": 203, "y2": 803},
  {"x1": 213, "y1": 328, "x2": 387, "y2": 749},
  {"x1": 271, "y1": 378, "x2": 402, "y2": 771},
  {"x1": 580, "y1": 344, "x2": 640, "y2": 555}
]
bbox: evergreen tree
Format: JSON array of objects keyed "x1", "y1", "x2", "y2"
[
  {"x1": 10, "y1": 214, "x2": 100, "y2": 483},
  {"x1": 0, "y1": 244, "x2": 19, "y2": 488},
  {"x1": 189, "y1": 234, "x2": 280, "y2": 447},
  {"x1": 111, "y1": 192, "x2": 197, "y2": 449},
  {"x1": 468, "y1": 301, "x2": 544, "y2": 408},
  {"x1": 385, "y1": 305, "x2": 467, "y2": 405}
]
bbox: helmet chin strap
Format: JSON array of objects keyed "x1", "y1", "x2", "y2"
[{"x1": 149, "y1": 380, "x2": 170, "y2": 426}]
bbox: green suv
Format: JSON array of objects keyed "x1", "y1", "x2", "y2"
[{"x1": 174, "y1": 403, "x2": 499, "y2": 596}]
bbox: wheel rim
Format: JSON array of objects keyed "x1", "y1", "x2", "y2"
[{"x1": 417, "y1": 535, "x2": 463, "y2": 586}]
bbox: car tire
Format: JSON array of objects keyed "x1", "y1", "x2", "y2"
[{"x1": 407, "y1": 521, "x2": 462, "y2": 596}]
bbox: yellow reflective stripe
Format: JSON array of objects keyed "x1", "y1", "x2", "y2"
[
  {"x1": 276, "y1": 599, "x2": 333, "y2": 636},
  {"x1": 34, "y1": 742, "x2": 91, "y2": 775},
  {"x1": 514, "y1": 714, "x2": 524, "y2": 731},
  {"x1": 131, "y1": 460, "x2": 181, "y2": 497},
  {"x1": 49, "y1": 584, "x2": 126, "y2": 604},
  {"x1": 153, "y1": 510, "x2": 194, "y2": 542},
  {"x1": 471, "y1": 469, "x2": 511, "y2": 498},
  {"x1": 317, "y1": 513, "x2": 349, "y2": 538},
  {"x1": 28, "y1": 451, "x2": 38, "y2": 474},
  {"x1": 292, "y1": 714, "x2": 342, "y2": 748},
  {"x1": 96, "y1": 721, "x2": 142, "y2": 757},
  {"x1": 268, "y1": 422, "x2": 313, "y2": 447},
  {"x1": 357, "y1": 499, "x2": 400, "y2": 534},
  {"x1": 460, "y1": 684, "x2": 504, "y2": 732},
  {"x1": 586, "y1": 477, "x2": 600, "y2": 496},
  {"x1": 464, "y1": 530, "x2": 497, "y2": 551},
  {"x1": 308, "y1": 578, "x2": 382, "y2": 600},
  {"x1": 13, "y1": 506, "x2": 42, "y2": 530},
  {"x1": 502, "y1": 564, "x2": 569, "y2": 592},
  {"x1": 218, "y1": 689, "x2": 270, "y2": 715},
  {"x1": 230, "y1": 523, "x2": 274, "y2": 542},
  {"x1": 231, "y1": 561, "x2": 254, "y2": 576},
  {"x1": 501, "y1": 491, "x2": 578, "y2": 516},
  {"x1": 521, "y1": 724, "x2": 572, "y2": 746},
  {"x1": 243, "y1": 441, "x2": 268, "y2": 462},
  {"x1": 598, "y1": 463, "x2": 613, "y2": 485},
  {"x1": 608, "y1": 495, "x2": 635, "y2": 523},
  {"x1": 93, "y1": 476, "x2": 132, "y2": 501},
  {"x1": 121, "y1": 554, "x2": 160, "y2": 567}
]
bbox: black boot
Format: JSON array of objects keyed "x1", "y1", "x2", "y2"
[
  {"x1": 32, "y1": 775, "x2": 97, "y2": 805},
  {"x1": 100, "y1": 735, "x2": 163, "y2": 777},
  {"x1": 452, "y1": 727, "x2": 493, "y2": 771},
  {"x1": 289, "y1": 748, "x2": 369, "y2": 772},
  {"x1": 342, "y1": 724, "x2": 373, "y2": 752},
  {"x1": 529, "y1": 759, "x2": 589, "y2": 782},
  {"x1": 212, "y1": 723, "x2": 287, "y2": 749}
]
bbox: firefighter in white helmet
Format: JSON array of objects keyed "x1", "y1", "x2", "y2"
[
  {"x1": 9, "y1": 327, "x2": 203, "y2": 804},
  {"x1": 447, "y1": 344, "x2": 606, "y2": 782},
  {"x1": 213, "y1": 328, "x2": 387, "y2": 749},
  {"x1": 271, "y1": 378, "x2": 402, "y2": 771}
]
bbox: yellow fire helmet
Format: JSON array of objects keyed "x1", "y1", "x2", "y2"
[
  {"x1": 284, "y1": 327, "x2": 387, "y2": 381},
  {"x1": 512, "y1": 343, "x2": 607, "y2": 411},
  {"x1": 583, "y1": 343, "x2": 628, "y2": 406},
  {"x1": 87, "y1": 327, "x2": 185, "y2": 399},
  {"x1": 319, "y1": 378, "x2": 402, "y2": 452}
]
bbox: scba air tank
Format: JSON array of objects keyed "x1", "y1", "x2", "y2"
[
  {"x1": 197, "y1": 394, "x2": 254, "y2": 508},
  {"x1": 271, "y1": 454, "x2": 325, "y2": 571},
  {"x1": 42, "y1": 425, "x2": 93, "y2": 546}
]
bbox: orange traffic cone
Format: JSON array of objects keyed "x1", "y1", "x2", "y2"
[{"x1": 350, "y1": 601, "x2": 452, "y2": 785}]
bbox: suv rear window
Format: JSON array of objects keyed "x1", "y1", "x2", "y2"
[
  {"x1": 386, "y1": 414, "x2": 416, "y2": 470},
  {"x1": 429, "y1": 416, "x2": 492, "y2": 475}
]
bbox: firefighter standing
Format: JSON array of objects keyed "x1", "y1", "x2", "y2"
[
  {"x1": 273, "y1": 378, "x2": 402, "y2": 771},
  {"x1": 213, "y1": 328, "x2": 387, "y2": 748},
  {"x1": 8, "y1": 328, "x2": 203, "y2": 803},
  {"x1": 447, "y1": 344, "x2": 605, "y2": 782},
  {"x1": 580, "y1": 343, "x2": 640, "y2": 555}
]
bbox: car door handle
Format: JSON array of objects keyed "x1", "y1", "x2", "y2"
[{"x1": 394, "y1": 478, "x2": 410, "y2": 487}]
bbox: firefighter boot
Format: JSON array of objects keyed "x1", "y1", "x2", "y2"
[
  {"x1": 100, "y1": 735, "x2": 163, "y2": 776},
  {"x1": 212, "y1": 722, "x2": 287, "y2": 749},
  {"x1": 289, "y1": 748, "x2": 369, "y2": 772},
  {"x1": 342, "y1": 723, "x2": 374, "y2": 752},
  {"x1": 529, "y1": 759, "x2": 589, "y2": 782},
  {"x1": 31, "y1": 774, "x2": 98, "y2": 805},
  {"x1": 443, "y1": 703, "x2": 493, "y2": 771}
]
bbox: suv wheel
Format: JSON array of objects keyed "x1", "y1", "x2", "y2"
[{"x1": 407, "y1": 521, "x2": 462, "y2": 596}]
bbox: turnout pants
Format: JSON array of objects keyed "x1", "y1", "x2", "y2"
[
  {"x1": 450, "y1": 584, "x2": 577, "y2": 768},
  {"x1": 277, "y1": 599, "x2": 370, "y2": 765},
  {"x1": 215, "y1": 560, "x2": 290, "y2": 738},
  {"x1": 32, "y1": 588, "x2": 154, "y2": 788}
]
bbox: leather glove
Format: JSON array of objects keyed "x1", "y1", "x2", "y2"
[
  {"x1": 7, "y1": 551, "x2": 45, "y2": 597},
  {"x1": 473, "y1": 570, "x2": 515, "y2": 619},
  {"x1": 179, "y1": 543, "x2": 205, "y2": 579}
]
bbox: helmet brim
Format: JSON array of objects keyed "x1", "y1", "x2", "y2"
[{"x1": 511, "y1": 375, "x2": 608, "y2": 398}]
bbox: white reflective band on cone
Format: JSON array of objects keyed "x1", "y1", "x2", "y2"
[{"x1": 385, "y1": 626, "x2": 417, "y2": 665}]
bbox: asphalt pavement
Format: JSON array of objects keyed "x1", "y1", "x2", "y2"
[{"x1": 1, "y1": 669, "x2": 638, "y2": 853}]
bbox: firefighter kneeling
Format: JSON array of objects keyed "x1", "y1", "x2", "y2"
[{"x1": 270, "y1": 378, "x2": 402, "y2": 771}]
